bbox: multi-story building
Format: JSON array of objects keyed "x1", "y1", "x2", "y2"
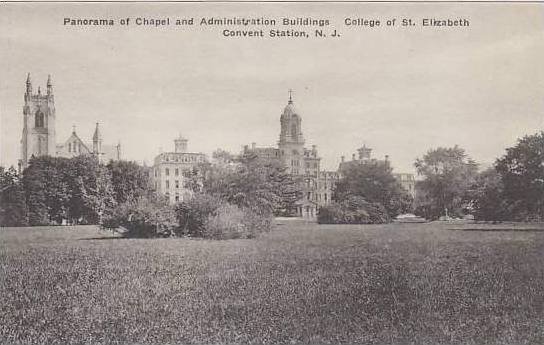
[
  {"x1": 243, "y1": 93, "x2": 337, "y2": 219},
  {"x1": 393, "y1": 173, "x2": 416, "y2": 198},
  {"x1": 152, "y1": 136, "x2": 207, "y2": 203},
  {"x1": 19, "y1": 74, "x2": 120, "y2": 171}
]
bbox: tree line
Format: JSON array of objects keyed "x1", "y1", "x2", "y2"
[{"x1": 1, "y1": 131, "x2": 542, "y2": 229}]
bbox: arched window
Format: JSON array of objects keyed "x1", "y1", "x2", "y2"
[
  {"x1": 35, "y1": 111, "x2": 44, "y2": 128},
  {"x1": 68, "y1": 143, "x2": 72, "y2": 152},
  {"x1": 291, "y1": 124, "x2": 297, "y2": 136}
]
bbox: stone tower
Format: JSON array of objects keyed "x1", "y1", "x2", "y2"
[
  {"x1": 278, "y1": 90, "x2": 305, "y2": 175},
  {"x1": 20, "y1": 74, "x2": 56, "y2": 171}
]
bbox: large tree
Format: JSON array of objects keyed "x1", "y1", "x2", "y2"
[
  {"x1": 471, "y1": 168, "x2": 510, "y2": 222},
  {"x1": 197, "y1": 153, "x2": 302, "y2": 216},
  {"x1": 0, "y1": 166, "x2": 28, "y2": 226},
  {"x1": 495, "y1": 132, "x2": 544, "y2": 221},
  {"x1": 22, "y1": 155, "x2": 115, "y2": 225},
  {"x1": 64, "y1": 155, "x2": 115, "y2": 224},
  {"x1": 414, "y1": 146, "x2": 478, "y2": 220},
  {"x1": 23, "y1": 156, "x2": 70, "y2": 225},
  {"x1": 106, "y1": 160, "x2": 152, "y2": 204},
  {"x1": 334, "y1": 160, "x2": 413, "y2": 218}
]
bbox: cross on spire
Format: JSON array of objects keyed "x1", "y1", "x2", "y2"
[{"x1": 288, "y1": 89, "x2": 294, "y2": 104}]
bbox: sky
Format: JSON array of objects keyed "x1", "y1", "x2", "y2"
[{"x1": 1, "y1": 3, "x2": 543, "y2": 173}]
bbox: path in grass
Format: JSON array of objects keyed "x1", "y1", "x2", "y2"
[{"x1": 1, "y1": 222, "x2": 543, "y2": 344}]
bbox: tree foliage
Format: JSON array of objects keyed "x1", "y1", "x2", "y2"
[
  {"x1": 334, "y1": 160, "x2": 413, "y2": 218},
  {"x1": 23, "y1": 156, "x2": 70, "y2": 225},
  {"x1": 471, "y1": 168, "x2": 510, "y2": 222},
  {"x1": 318, "y1": 195, "x2": 391, "y2": 224},
  {"x1": 22, "y1": 155, "x2": 115, "y2": 225},
  {"x1": 199, "y1": 153, "x2": 302, "y2": 217},
  {"x1": 494, "y1": 132, "x2": 544, "y2": 221},
  {"x1": 106, "y1": 160, "x2": 152, "y2": 204},
  {"x1": 414, "y1": 146, "x2": 478, "y2": 220},
  {"x1": 0, "y1": 166, "x2": 28, "y2": 226}
]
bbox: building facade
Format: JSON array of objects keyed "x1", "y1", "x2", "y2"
[
  {"x1": 19, "y1": 74, "x2": 120, "y2": 171},
  {"x1": 244, "y1": 93, "x2": 337, "y2": 219},
  {"x1": 152, "y1": 136, "x2": 207, "y2": 204}
]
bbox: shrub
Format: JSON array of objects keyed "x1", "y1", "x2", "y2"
[
  {"x1": 203, "y1": 204, "x2": 248, "y2": 239},
  {"x1": 174, "y1": 193, "x2": 224, "y2": 237},
  {"x1": 174, "y1": 193, "x2": 272, "y2": 239},
  {"x1": 318, "y1": 196, "x2": 391, "y2": 224},
  {"x1": 101, "y1": 195, "x2": 176, "y2": 238}
]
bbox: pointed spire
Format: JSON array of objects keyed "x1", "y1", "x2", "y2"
[
  {"x1": 288, "y1": 89, "x2": 293, "y2": 104},
  {"x1": 25, "y1": 73, "x2": 32, "y2": 94},
  {"x1": 46, "y1": 74, "x2": 53, "y2": 95},
  {"x1": 93, "y1": 122, "x2": 102, "y2": 141},
  {"x1": 72, "y1": 125, "x2": 76, "y2": 134}
]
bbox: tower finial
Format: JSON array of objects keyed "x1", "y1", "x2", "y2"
[
  {"x1": 288, "y1": 89, "x2": 293, "y2": 104},
  {"x1": 47, "y1": 74, "x2": 53, "y2": 95},
  {"x1": 26, "y1": 73, "x2": 32, "y2": 94},
  {"x1": 72, "y1": 125, "x2": 76, "y2": 134}
]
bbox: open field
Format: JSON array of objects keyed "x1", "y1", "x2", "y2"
[{"x1": 1, "y1": 221, "x2": 544, "y2": 345}]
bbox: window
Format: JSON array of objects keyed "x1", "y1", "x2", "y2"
[
  {"x1": 68, "y1": 143, "x2": 72, "y2": 152},
  {"x1": 35, "y1": 111, "x2": 44, "y2": 128},
  {"x1": 175, "y1": 168, "x2": 179, "y2": 176},
  {"x1": 324, "y1": 194, "x2": 328, "y2": 202},
  {"x1": 175, "y1": 180, "x2": 179, "y2": 188},
  {"x1": 175, "y1": 195, "x2": 179, "y2": 202},
  {"x1": 166, "y1": 180, "x2": 170, "y2": 188},
  {"x1": 165, "y1": 168, "x2": 170, "y2": 176}
]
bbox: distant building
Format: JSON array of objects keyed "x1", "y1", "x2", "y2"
[
  {"x1": 55, "y1": 123, "x2": 121, "y2": 163},
  {"x1": 19, "y1": 73, "x2": 120, "y2": 171},
  {"x1": 243, "y1": 92, "x2": 337, "y2": 219},
  {"x1": 152, "y1": 136, "x2": 207, "y2": 203},
  {"x1": 393, "y1": 173, "x2": 416, "y2": 198}
]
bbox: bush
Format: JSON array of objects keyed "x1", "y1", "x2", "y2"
[
  {"x1": 174, "y1": 193, "x2": 224, "y2": 237},
  {"x1": 101, "y1": 195, "x2": 176, "y2": 238},
  {"x1": 318, "y1": 196, "x2": 391, "y2": 224},
  {"x1": 203, "y1": 204, "x2": 248, "y2": 239},
  {"x1": 175, "y1": 193, "x2": 272, "y2": 239}
]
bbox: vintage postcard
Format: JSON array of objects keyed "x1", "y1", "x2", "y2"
[{"x1": 1, "y1": 2, "x2": 543, "y2": 344}]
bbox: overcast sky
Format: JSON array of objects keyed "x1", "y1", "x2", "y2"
[{"x1": 1, "y1": 3, "x2": 543, "y2": 172}]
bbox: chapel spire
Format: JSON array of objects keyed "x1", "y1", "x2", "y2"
[
  {"x1": 47, "y1": 74, "x2": 53, "y2": 95},
  {"x1": 25, "y1": 73, "x2": 32, "y2": 95}
]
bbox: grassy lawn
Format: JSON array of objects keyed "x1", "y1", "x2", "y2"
[{"x1": 1, "y1": 221, "x2": 544, "y2": 344}]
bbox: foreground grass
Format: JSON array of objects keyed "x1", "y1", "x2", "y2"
[{"x1": 1, "y1": 221, "x2": 544, "y2": 344}]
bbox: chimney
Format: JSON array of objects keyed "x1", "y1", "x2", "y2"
[{"x1": 251, "y1": 142, "x2": 256, "y2": 150}]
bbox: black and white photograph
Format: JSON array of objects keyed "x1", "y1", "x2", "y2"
[{"x1": 0, "y1": 1, "x2": 543, "y2": 344}]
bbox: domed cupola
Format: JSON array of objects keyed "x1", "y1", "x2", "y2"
[{"x1": 279, "y1": 89, "x2": 304, "y2": 145}]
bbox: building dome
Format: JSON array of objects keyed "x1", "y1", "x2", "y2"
[{"x1": 281, "y1": 99, "x2": 300, "y2": 119}]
